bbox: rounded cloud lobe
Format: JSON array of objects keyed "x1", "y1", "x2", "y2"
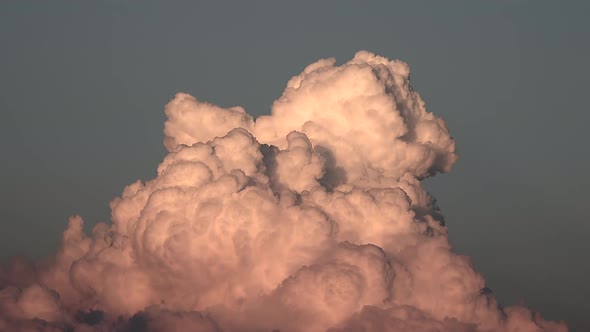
[{"x1": 0, "y1": 52, "x2": 567, "y2": 331}]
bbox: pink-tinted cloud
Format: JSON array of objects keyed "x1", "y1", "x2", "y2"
[{"x1": 0, "y1": 52, "x2": 567, "y2": 331}]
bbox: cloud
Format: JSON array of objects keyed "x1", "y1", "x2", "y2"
[{"x1": 0, "y1": 51, "x2": 567, "y2": 331}]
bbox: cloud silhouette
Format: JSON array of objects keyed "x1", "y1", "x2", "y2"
[{"x1": 0, "y1": 52, "x2": 566, "y2": 331}]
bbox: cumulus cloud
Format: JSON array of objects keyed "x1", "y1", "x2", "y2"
[{"x1": 0, "y1": 51, "x2": 567, "y2": 331}]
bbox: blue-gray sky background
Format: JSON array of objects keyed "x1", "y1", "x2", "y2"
[{"x1": 1, "y1": 1, "x2": 588, "y2": 330}]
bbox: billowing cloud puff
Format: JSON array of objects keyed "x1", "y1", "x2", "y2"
[{"x1": 0, "y1": 52, "x2": 567, "y2": 331}]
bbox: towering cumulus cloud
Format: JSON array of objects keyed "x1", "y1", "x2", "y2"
[{"x1": 1, "y1": 51, "x2": 567, "y2": 331}]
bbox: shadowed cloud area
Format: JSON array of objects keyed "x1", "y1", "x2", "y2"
[{"x1": 0, "y1": 52, "x2": 567, "y2": 331}]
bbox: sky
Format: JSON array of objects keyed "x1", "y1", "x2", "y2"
[{"x1": 1, "y1": 1, "x2": 589, "y2": 330}]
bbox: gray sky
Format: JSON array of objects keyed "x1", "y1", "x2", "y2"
[{"x1": 1, "y1": 1, "x2": 588, "y2": 330}]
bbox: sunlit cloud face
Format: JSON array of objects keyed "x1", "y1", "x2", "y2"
[{"x1": 0, "y1": 52, "x2": 567, "y2": 331}]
